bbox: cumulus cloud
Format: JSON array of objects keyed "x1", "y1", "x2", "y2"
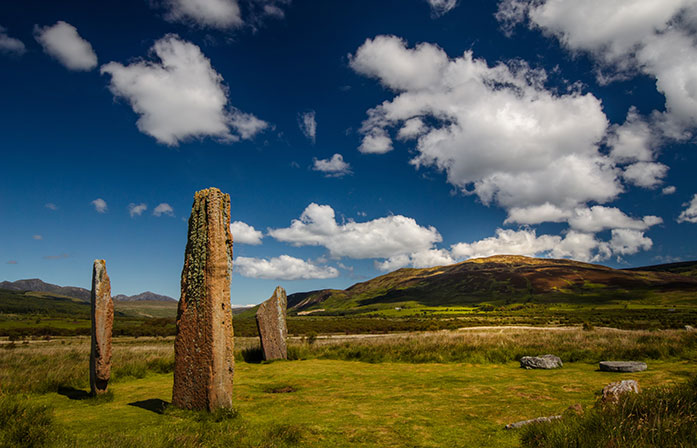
[
  {"x1": 299, "y1": 110, "x2": 317, "y2": 143},
  {"x1": 268, "y1": 203, "x2": 442, "y2": 259},
  {"x1": 230, "y1": 221, "x2": 263, "y2": 245},
  {"x1": 34, "y1": 21, "x2": 97, "y2": 71},
  {"x1": 101, "y1": 34, "x2": 267, "y2": 146},
  {"x1": 235, "y1": 255, "x2": 339, "y2": 280},
  {"x1": 163, "y1": 0, "x2": 243, "y2": 29},
  {"x1": 622, "y1": 162, "x2": 669, "y2": 189},
  {"x1": 377, "y1": 248, "x2": 455, "y2": 271},
  {"x1": 662, "y1": 186, "x2": 677, "y2": 195},
  {"x1": 91, "y1": 198, "x2": 108, "y2": 213},
  {"x1": 312, "y1": 154, "x2": 352, "y2": 177},
  {"x1": 678, "y1": 194, "x2": 697, "y2": 223},
  {"x1": 506, "y1": 204, "x2": 661, "y2": 231},
  {"x1": 0, "y1": 26, "x2": 25, "y2": 55},
  {"x1": 609, "y1": 229, "x2": 653, "y2": 256},
  {"x1": 426, "y1": 0, "x2": 458, "y2": 17},
  {"x1": 350, "y1": 35, "x2": 618, "y2": 212},
  {"x1": 153, "y1": 203, "x2": 174, "y2": 217},
  {"x1": 496, "y1": 0, "x2": 697, "y2": 141},
  {"x1": 128, "y1": 203, "x2": 147, "y2": 217}
]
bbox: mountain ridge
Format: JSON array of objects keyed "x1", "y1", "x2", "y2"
[{"x1": 0, "y1": 279, "x2": 176, "y2": 302}]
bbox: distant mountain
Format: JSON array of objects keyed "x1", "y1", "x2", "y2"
[
  {"x1": 0, "y1": 279, "x2": 90, "y2": 302},
  {"x1": 625, "y1": 261, "x2": 697, "y2": 278},
  {"x1": 286, "y1": 255, "x2": 697, "y2": 315},
  {"x1": 0, "y1": 279, "x2": 175, "y2": 303},
  {"x1": 112, "y1": 291, "x2": 176, "y2": 302}
]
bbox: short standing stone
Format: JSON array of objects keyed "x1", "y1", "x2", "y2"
[
  {"x1": 256, "y1": 286, "x2": 288, "y2": 360},
  {"x1": 686, "y1": 325, "x2": 695, "y2": 332},
  {"x1": 599, "y1": 361, "x2": 647, "y2": 372},
  {"x1": 602, "y1": 380, "x2": 640, "y2": 403},
  {"x1": 520, "y1": 354, "x2": 563, "y2": 369},
  {"x1": 90, "y1": 259, "x2": 113, "y2": 395},
  {"x1": 172, "y1": 188, "x2": 235, "y2": 411}
]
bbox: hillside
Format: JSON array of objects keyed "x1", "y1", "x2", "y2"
[
  {"x1": 625, "y1": 260, "x2": 697, "y2": 278},
  {"x1": 0, "y1": 279, "x2": 91, "y2": 302},
  {"x1": 286, "y1": 255, "x2": 697, "y2": 315}
]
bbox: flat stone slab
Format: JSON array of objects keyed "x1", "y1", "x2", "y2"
[
  {"x1": 599, "y1": 361, "x2": 647, "y2": 372},
  {"x1": 520, "y1": 354, "x2": 563, "y2": 369},
  {"x1": 505, "y1": 415, "x2": 561, "y2": 430}
]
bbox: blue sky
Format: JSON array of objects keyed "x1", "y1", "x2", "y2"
[{"x1": 1, "y1": 0, "x2": 697, "y2": 305}]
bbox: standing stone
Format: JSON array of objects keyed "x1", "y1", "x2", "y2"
[
  {"x1": 172, "y1": 188, "x2": 235, "y2": 411},
  {"x1": 90, "y1": 259, "x2": 113, "y2": 395},
  {"x1": 256, "y1": 286, "x2": 288, "y2": 360}
]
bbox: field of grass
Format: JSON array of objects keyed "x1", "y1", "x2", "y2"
[{"x1": 1, "y1": 328, "x2": 696, "y2": 447}]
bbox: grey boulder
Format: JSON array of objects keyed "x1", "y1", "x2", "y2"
[
  {"x1": 520, "y1": 354, "x2": 563, "y2": 369},
  {"x1": 599, "y1": 361, "x2": 647, "y2": 372}
]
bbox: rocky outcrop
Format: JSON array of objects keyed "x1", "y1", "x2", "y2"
[
  {"x1": 520, "y1": 354, "x2": 563, "y2": 369},
  {"x1": 599, "y1": 361, "x2": 647, "y2": 372},
  {"x1": 90, "y1": 260, "x2": 113, "y2": 395},
  {"x1": 256, "y1": 286, "x2": 288, "y2": 361},
  {"x1": 602, "y1": 380, "x2": 640, "y2": 403},
  {"x1": 504, "y1": 415, "x2": 561, "y2": 430},
  {"x1": 172, "y1": 188, "x2": 235, "y2": 411}
]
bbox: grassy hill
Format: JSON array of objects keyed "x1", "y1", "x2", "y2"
[
  {"x1": 284, "y1": 255, "x2": 697, "y2": 316},
  {"x1": 625, "y1": 260, "x2": 697, "y2": 278}
]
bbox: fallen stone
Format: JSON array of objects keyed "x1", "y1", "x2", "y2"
[
  {"x1": 90, "y1": 259, "x2": 114, "y2": 395},
  {"x1": 520, "y1": 354, "x2": 563, "y2": 369},
  {"x1": 599, "y1": 361, "x2": 647, "y2": 372},
  {"x1": 602, "y1": 380, "x2": 640, "y2": 403},
  {"x1": 256, "y1": 286, "x2": 288, "y2": 361},
  {"x1": 172, "y1": 188, "x2": 235, "y2": 411},
  {"x1": 504, "y1": 415, "x2": 561, "y2": 430},
  {"x1": 686, "y1": 325, "x2": 695, "y2": 332}
]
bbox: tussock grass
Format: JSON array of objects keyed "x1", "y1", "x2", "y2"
[
  {"x1": 2, "y1": 329, "x2": 696, "y2": 394},
  {"x1": 0, "y1": 395, "x2": 61, "y2": 447},
  {"x1": 520, "y1": 376, "x2": 697, "y2": 447}
]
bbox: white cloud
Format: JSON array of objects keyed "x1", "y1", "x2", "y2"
[
  {"x1": 153, "y1": 203, "x2": 174, "y2": 217},
  {"x1": 268, "y1": 203, "x2": 442, "y2": 259},
  {"x1": 377, "y1": 248, "x2": 455, "y2": 271},
  {"x1": 607, "y1": 108, "x2": 655, "y2": 164},
  {"x1": 426, "y1": 0, "x2": 458, "y2": 17},
  {"x1": 299, "y1": 111, "x2": 317, "y2": 143},
  {"x1": 101, "y1": 34, "x2": 267, "y2": 146},
  {"x1": 678, "y1": 194, "x2": 697, "y2": 223},
  {"x1": 496, "y1": 0, "x2": 697, "y2": 140},
  {"x1": 128, "y1": 203, "x2": 147, "y2": 217},
  {"x1": 566, "y1": 206, "x2": 661, "y2": 233},
  {"x1": 34, "y1": 21, "x2": 97, "y2": 71},
  {"x1": 44, "y1": 203, "x2": 58, "y2": 211},
  {"x1": 622, "y1": 162, "x2": 669, "y2": 189},
  {"x1": 609, "y1": 229, "x2": 653, "y2": 256},
  {"x1": 0, "y1": 26, "x2": 25, "y2": 55},
  {"x1": 662, "y1": 186, "x2": 677, "y2": 195},
  {"x1": 235, "y1": 255, "x2": 339, "y2": 280},
  {"x1": 33, "y1": 235, "x2": 43, "y2": 240},
  {"x1": 350, "y1": 36, "x2": 618, "y2": 212},
  {"x1": 312, "y1": 153, "x2": 352, "y2": 177},
  {"x1": 91, "y1": 198, "x2": 108, "y2": 213},
  {"x1": 163, "y1": 0, "x2": 243, "y2": 29},
  {"x1": 230, "y1": 221, "x2": 263, "y2": 245}
]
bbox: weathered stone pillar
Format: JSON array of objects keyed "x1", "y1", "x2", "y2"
[
  {"x1": 172, "y1": 187, "x2": 235, "y2": 411},
  {"x1": 256, "y1": 286, "x2": 288, "y2": 360},
  {"x1": 90, "y1": 259, "x2": 113, "y2": 395}
]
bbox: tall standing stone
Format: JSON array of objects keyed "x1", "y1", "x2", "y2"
[
  {"x1": 172, "y1": 188, "x2": 235, "y2": 411},
  {"x1": 90, "y1": 259, "x2": 113, "y2": 395},
  {"x1": 256, "y1": 286, "x2": 288, "y2": 360}
]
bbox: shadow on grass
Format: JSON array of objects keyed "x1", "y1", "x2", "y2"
[
  {"x1": 128, "y1": 398, "x2": 170, "y2": 414},
  {"x1": 57, "y1": 386, "x2": 91, "y2": 400},
  {"x1": 241, "y1": 346, "x2": 264, "y2": 363}
]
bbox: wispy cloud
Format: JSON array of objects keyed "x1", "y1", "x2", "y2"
[
  {"x1": 32, "y1": 235, "x2": 43, "y2": 240},
  {"x1": 153, "y1": 203, "x2": 174, "y2": 217},
  {"x1": 128, "y1": 203, "x2": 147, "y2": 217},
  {"x1": 43, "y1": 253, "x2": 69, "y2": 260},
  {"x1": 45, "y1": 203, "x2": 58, "y2": 210},
  {"x1": 34, "y1": 21, "x2": 97, "y2": 71},
  {"x1": 312, "y1": 153, "x2": 352, "y2": 177},
  {"x1": 91, "y1": 198, "x2": 108, "y2": 213},
  {"x1": 6, "y1": 260, "x2": 18, "y2": 265},
  {"x1": 298, "y1": 110, "x2": 317, "y2": 143},
  {"x1": 0, "y1": 26, "x2": 25, "y2": 55}
]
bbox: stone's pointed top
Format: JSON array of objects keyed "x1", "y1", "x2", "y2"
[
  {"x1": 256, "y1": 286, "x2": 288, "y2": 361},
  {"x1": 195, "y1": 187, "x2": 225, "y2": 197},
  {"x1": 272, "y1": 286, "x2": 287, "y2": 299}
]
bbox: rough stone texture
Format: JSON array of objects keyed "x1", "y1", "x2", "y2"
[
  {"x1": 90, "y1": 259, "x2": 114, "y2": 395},
  {"x1": 599, "y1": 361, "x2": 647, "y2": 373},
  {"x1": 686, "y1": 325, "x2": 695, "y2": 332},
  {"x1": 256, "y1": 286, "x2": 288, "y2": 361},
  {"x1": 504, "y1": 415, "x2": 561, "y2": 430},
  {"x1": 520, "y1": 354, "x2": 563, "y2": 369},
  {"x1": 172, "y1": 188, "x2": 235, "y2": 411},
  {"x1": 602, "y1": 380, "x2": 640, "y2": 403}
]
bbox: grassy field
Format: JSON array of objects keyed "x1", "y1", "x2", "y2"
[{"x1": 1, "y1": 328, "x2": 696, "y2": 447}]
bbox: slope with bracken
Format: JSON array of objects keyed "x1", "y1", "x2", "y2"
[{"x1": 287, "y1": 255, "x2": 697, "y2": 315}]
